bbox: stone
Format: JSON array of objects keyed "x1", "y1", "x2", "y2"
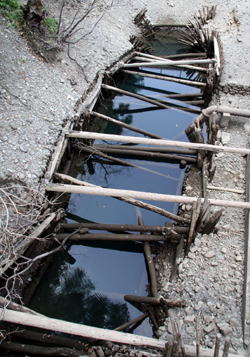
[
  {"x1": 204, "y1": 323, "x2": 215, "y2": 334},
  {"x1": 204, "y1": 250, "x2": 216, "y2": 259},
  {"x1": 217, "y1": 322, "x2": 232, "y2": 336}
]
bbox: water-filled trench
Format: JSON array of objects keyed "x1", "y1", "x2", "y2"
[{"x1": 29, "y1": 33, "x2": 205, "y2": 336}]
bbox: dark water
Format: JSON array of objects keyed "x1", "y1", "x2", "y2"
[{"x1": 30, "y1": 35, "x2": 202, "y2": 336}]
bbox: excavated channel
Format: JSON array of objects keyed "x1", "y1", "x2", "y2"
[{"x1": 28, "y1": 33, "x2": 205, "y2": 337}]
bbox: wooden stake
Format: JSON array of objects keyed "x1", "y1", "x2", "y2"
[
  {"x1": 122, "y1": 69, "x2": 206, "y2": 88},
  {"x1": 124, "y1": 295, "x2": 185, "y2": 308},
  {"x1": 114, "y1": 313, "x2": 148, "y2": 331},
  {"x1": 54, "y1": 173, "x2": 189, "y2": 224},
  {"x1": 66, "y1": 131, "x2": 250, "y2": 156},
  {"x1": 46, "y1": 182, "x2": 250, "y2": 210},
  {"x1": 91, "y1": 111, "x2": 162, "y2": 139}
]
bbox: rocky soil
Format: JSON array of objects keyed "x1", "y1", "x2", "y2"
[{"x1": 1, "y1": 0, "x2": 250, "y2": 355}]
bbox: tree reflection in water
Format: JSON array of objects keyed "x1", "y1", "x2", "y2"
[{"x1": 32, "y1": 258, "x2": 130, "y2": 329}]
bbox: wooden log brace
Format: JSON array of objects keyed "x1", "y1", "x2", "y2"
[
  {"x1": 90, "y1": 111, "x2": 162, "y2": 139},
  {"x1": 93, "y1": 144, "x2": 197, "y2": 156},
  {"x1": 101, "y1": 84, "x2": 201, "y2": 114},
  {"x1": 0, "y1": 308, "x2": 244, "y2": 356},
  {"x1": 60, "y1": 223, "x2": 189, "y2": 234},
  {"x1": 46, "y1": 182, "x2": 250, "y2": 210},
  {"x1": 123, "y1": 59, "x2": 215, "y2": 68},
  {"x1": 55, "y1": 232, "x2": 176, "y2": 242},
  {"x1": 54, "y1": 173, "x2": 190, "y2": 224},
  {"x1": 124, "y1": 295, "x2": 186, "y2": 308},
  {"x1": 122, "y1": 69, "x2": 206, "y2": 88},
  {"x1": 114, "y1": 313, "x2": 148, "y2": 331}
]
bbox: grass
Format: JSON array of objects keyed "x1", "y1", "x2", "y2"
[
  {"x1": 0, "y1": 0, "x2": 23, "y2": 27},
  {"x1": 44, "y1": 16, "x2": 58, "y2": 33}
]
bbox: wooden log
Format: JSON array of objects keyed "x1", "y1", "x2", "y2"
[
  {"x1": 93, "y1": 147, "x2": 197, "y2": 163},
  {"x1": 186, "y1": 199, "x2": 202, "y2": 252},
  {"x1": 138, "y1": 215, "x2": 158, "y2": 297},
  {"x1": 0, "y1": 308, "x2": 242, "y2": 357},
  {"x1": 222, "y1": 338, "x2": 230, "y2": 357},
  {"x1": 60, "y1": 222, "x2": 189, "y2": 234},
  {"x1": 0, "y1": 297, "x2": 42, "y2": 316},
  {"x1": 213, "y1": 335, "x2": 221, "y2": 357},
  {"x1": 114, "y1": 313, "x2": 148, "y2": 331},
  {"x1": 91, "y1": 111, "x2": 162, "y2": 139},
  {"x1": 122, "y1": 69, "x2": 206, "y2": 88},
  {"x1": 12, "y1": 329, "x2": 86, "y2": 351},
  {"x1": 93, "y1": 144, "x2": 197, "y2": 155},
  {"x1": 54, "y1": 173, "x2": 190, "y2": 224},
  {"x1": 123, "y1": 59, "x2": 215, "y2": 68},
  {"x1": 101, "y1": 84, "x2": 200, "y2": 114},
  {"x1": 0, "y1": 340, "x2": 82, "y2": 357},
  {"x1": 55, "y1": 232, "x2": 172, "y2": 242},
  {"x1": 46, "y1": 182, "x2": 250, "y2": 210},
  {"x1": 77, "y1": 145, "x2": 176, "y2": 181},
  {"x1": 66, "y1": 131, "x2": 250, "y2": 156},
  {"x1": 0, "y1": 308, "x2": 166, "y2": 349},
  {"x1": 207, "y1": 185, "x2": 244, "y2": 194},
  {"x1": 156, "y1": 52, "x2": 207, "y2": 59},
  {"x1": 124, "y1": 295, "x2": 185, "y2": 308},
  {"x1": 133, "y1": 53, "x2": 209, "y2": 73}
]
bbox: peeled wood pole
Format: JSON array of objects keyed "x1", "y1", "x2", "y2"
[
  {"x1": 0, "y1": 308, "x2": 166, "y2": 350},
  {"x1": 1, "y1": 306, "x2": 242, "y2": 357},
  {"x1": 54, "y1": 173, "x2": 189, "y2": 224},
  {"x1": 47, "y1": 182, "x2": 250, "y2": 210},
  {"x1": 123, "y1": 58, "x2": 215, "y2": 68},
  {"x1": 122, "y1": 69, "x2": 206, "y2": 88},
  {"x1": 91, "y1": 111, "x2": 162, "y2": 139},
  {"x1": 133, "y1": 53, "x2": 208, "y2": 73},
  {"x1": 66, "y1": 131, "x2": 250, "y2": 156},
  {"x1": 101, "y1": 84, "x2": 200, "y2": 114}
]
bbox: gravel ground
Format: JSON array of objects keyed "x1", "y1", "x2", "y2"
[{"x1": 1, "y1": 0, "x2": 250, "y2": 355}]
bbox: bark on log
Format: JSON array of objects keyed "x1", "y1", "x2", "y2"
[
  {"x1": 56, "y1": 232, "x2": 172, "y2": 242},
  {"x1": 12, "y1": 329, "x2": 86, "y2": 351},
  {"x1": 93, "y1": 144, "x2": 197, "y2": 155},
  {"x1": 114, "y1": 313, "x2": 148, "y2": 331},
  {"x1": 66, "y1": 131, "x2": 250, "y2": 155},
  {"x1": 46, "y1": 182, "x2": 250, "y2": 210},
  {"x1": 124, "y1": 295, "x2": 185, "y2": 307},
  {"x1": 91, "y1": 111, "x2": 162, "y2": 139},
  {"x1": 60, "y1": 223, "x2": 189, "y2": 234},
  {"x1": 89, "y1": 147, "x2": 197, "y2": 163},
  {"x1": 54, "y1": 173, "x2": 189, "y2": 224},
  {"x1": 122, "y1": 69, "x2": 206, "y2": 88},
  {"x1": 0, "y1": 340, "x2": 82, "y2": 357}
]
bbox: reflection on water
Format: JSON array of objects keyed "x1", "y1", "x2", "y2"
[{"x1": 30, "y1": 33, "x2": 202, "y2": 337}]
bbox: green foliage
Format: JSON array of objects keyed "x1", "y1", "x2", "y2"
[
  {"x1": 0, "y1": 0, "x2": 23, "y2": 27},
  {"x1": 44, "y1": 16, "x2": 58, "y2": 33}
]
